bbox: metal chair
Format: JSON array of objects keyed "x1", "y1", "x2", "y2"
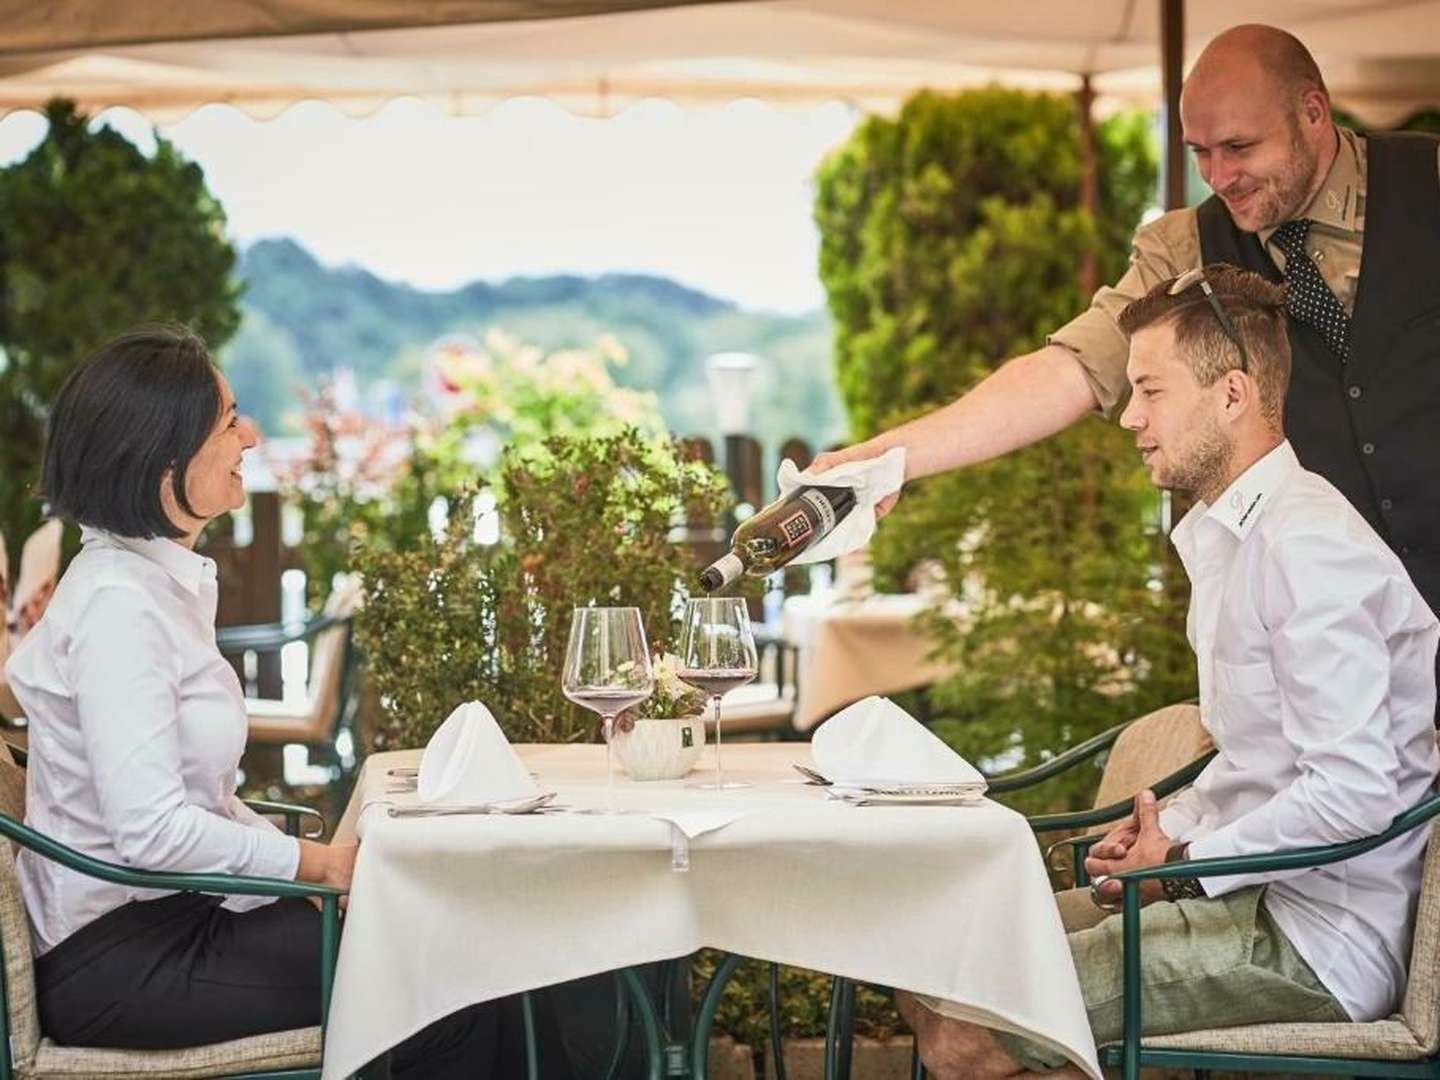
[{"x1": 0, "y1": 739, "x2": 340, "y2": 1079}]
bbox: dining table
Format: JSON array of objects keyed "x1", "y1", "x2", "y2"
[
  {"x1": 780, "y1": 592, "x2": 957, "y2": 731},
  {"x1": 324, "y1": 741, "x2": 1100, "y2": 1080}
]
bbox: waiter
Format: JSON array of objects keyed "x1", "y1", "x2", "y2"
[{"x1": 815, "y1": 23, "x2": 1440, "y2": 630}]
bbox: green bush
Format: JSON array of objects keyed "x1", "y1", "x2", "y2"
[
  {"x1": 815, "y1": 89, "x2": 1195, "y2": 813},
  {"x1": 0, "y1": 99, "x2": 241, "y2": 560},
  {"x1": 352, "y1": 430, "x2": 732, "y2": 747}
]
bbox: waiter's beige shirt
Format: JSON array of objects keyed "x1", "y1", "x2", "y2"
[{"x1": 1052, "y1": 129, "x2": 1440, "y2": 418}]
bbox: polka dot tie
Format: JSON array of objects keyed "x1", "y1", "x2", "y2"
[{"x1": 1271, "y1": 218, "x2": 1350, "y2": 361}]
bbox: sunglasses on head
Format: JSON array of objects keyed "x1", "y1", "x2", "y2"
[{"x1": 1166, "y1": 267, "x2": 1251, "y2": 374}]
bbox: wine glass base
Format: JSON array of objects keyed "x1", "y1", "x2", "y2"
[{"x1": 684, "y1": 780, "x2": 753, "y2": 790}]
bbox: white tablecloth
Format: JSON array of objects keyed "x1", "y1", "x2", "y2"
[
  {"x1": 324, "y1": 743, "x2": 1100, "y2": 1080},
  {"x1": 781, "y1": 593, "x2": 956, "y2": 730}
]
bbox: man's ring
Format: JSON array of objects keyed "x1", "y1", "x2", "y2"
[{"x1": 1090, "y1": 874, "x2": 1124, "y2": 913}]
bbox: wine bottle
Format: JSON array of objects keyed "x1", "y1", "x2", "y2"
[{"x1": 699, "y1": 484, "x2": 857, "y2": 592}]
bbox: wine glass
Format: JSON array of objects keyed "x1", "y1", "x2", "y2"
[
  {"x1": 677, "y1": 597, "x2": 758, "y2": 790},
  {"x1": 562, "y1": 606, "x2": 654, "y2": 812}
]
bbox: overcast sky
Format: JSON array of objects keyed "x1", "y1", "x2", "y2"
[{"x1": 0, "y1": 97, "x2": 859, "y2": 313}]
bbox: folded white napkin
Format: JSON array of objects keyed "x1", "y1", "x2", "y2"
[
  {"x1": 418, "y1": 701, "x2": 540, "y2": 805},
  {"x1": 777, "y1": 447, "x2": 906, "y2": 565},
  {"x1": 811, "y1": 695, "x2": 985, "y2": 787}
]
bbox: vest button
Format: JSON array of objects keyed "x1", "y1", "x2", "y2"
[
  {"x1": 1381, "y1": 498, "x2": 1394, "y2": 511},
  {"x1": 1347, "y1": 385, "x2": 1362, "y2": 399},
  {"x1": 1362, "y1": 442, "x2": 1376, "y2": 455}
]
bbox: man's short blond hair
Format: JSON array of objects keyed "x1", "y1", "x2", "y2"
[{"x1": 1118, "y1": 264, "x2": 1291, "y2": 428}]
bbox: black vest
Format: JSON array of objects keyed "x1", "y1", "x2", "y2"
[{"x1": 1197, "y1": 132, "x2": 1440, "y2": 617}]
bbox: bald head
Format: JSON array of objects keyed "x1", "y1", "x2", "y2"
[
  {"x1": 1188, "y1": 25, "x2": 1328, "y2": 105},
  {"x1": 1180, "y1": 24, "x2": 1336, "y2": 232}
]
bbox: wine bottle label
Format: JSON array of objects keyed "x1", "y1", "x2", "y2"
[
  {"x1": 798, "y1": 489, "x2": 838, "y2": 535},
  {"x1": 708, "y1": 552, "x2": 745, "y2": 586},
  {"x1": 777, "y1": 509, "x2": 813, "y2": 548}
]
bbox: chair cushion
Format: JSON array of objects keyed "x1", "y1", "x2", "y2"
[
  {"x1": 1105, "y1": 1016, "x2": 1425, "y2": 1060},
  {"x1": 24, "y1": 1026, "x2": 321, "y2": 1078},
  {"x1": 704, "y1": 683, "x2": 795, "y2": 735}
]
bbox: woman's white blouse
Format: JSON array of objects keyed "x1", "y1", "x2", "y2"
[{"x1": 4, "y1": 528, "x2": 300, "y2": 954}]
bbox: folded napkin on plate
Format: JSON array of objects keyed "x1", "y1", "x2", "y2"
[
  {"x1": 776, "y1": 447, "x2": 906, "y2": 565},
  {"x1": 418, "y1": 701, "x2": 540, "y2": 805},
  {"x1": 811, "y1": 695, "x2": 985, "y2": 789}
]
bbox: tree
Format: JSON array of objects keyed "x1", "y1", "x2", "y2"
[
  {"x1": 0, "y1": 99, "x2": 242, "y2": 560},
  {"x1": 814, "y1": 89, "x2": 1195, "y2": 812}
]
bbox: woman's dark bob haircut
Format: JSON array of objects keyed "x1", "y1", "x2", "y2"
[{"x1": 41, "y1": 325, "x2": 223, "y2": 540}]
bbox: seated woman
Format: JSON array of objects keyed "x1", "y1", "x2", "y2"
[{"x1": 3, "y1": 326, "x2": 544, "y2": 1077}]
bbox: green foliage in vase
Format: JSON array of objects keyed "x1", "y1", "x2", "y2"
[
  {"x1": 353, "y1": 430, "x2": 732, "y2": 748},
  {"x1": 814, "y1": 89, "x2": 1196, "y2": 814},
  {"x1": 0, "y1": 98, "x2": 241, "y2": 564}
]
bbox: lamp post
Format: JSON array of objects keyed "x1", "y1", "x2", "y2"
[{"x1": 705, "y1": 352, "x2": 763, "y2": 524}]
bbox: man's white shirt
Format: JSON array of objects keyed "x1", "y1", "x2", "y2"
[
  {"x1": 1160, "y1": 440, "x2": 1439, "y2": 1021},
  {"x1": 4, "y1": 528, "x2": 300, "y2": 954}
]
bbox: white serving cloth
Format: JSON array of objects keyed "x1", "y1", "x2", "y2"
[
  {"x1": 778, "y1": 447, "x2": 906, "y2": 565},
  {"x1": 324, "y1": 743, "x2": 1100, "y2": 1080},
  {"x1": 811, "y1": 695, "x2": 985, "y2": 786},
  {"x1": 418, "y1": 701, "x2": 540, "y2": 805}
]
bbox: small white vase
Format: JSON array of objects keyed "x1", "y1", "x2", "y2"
[{"x1": 612, "y1": 716, "x2": 705, "y2": 781}]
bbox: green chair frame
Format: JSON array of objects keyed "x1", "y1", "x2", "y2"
[
  {"x1": 1100, "y1": 788, "x2": 1440, "y2": 1080},
  {"x1": 0, "y1": 801, "x2": 341, "y2": 1080}
]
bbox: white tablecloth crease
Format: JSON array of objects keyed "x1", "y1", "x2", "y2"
[{"x1": 322, "y1": 744, "x2": 1100, "y2": 1080}]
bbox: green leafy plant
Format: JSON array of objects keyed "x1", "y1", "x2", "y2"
[
  {"x1": 0, "y1": 98, "x2": 241, "y2": 561},
  {"x1": 352, "y1": 430, "x2": 732, "y2": 748},
  {"x1": 815, "y1": 89, "x2": 1195, "y2": 814}
]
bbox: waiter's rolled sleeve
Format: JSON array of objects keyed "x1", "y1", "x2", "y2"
[{"x1": 1048, "y1": 207, "x2": 1198, "y2": 419}]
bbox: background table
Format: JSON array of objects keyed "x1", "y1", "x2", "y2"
[
  {"x1": 325, "y1": 743, "x2": 1100, "y2": 1080},
  {"x1": 781, "y1": 593, "x2": 956, "y2": 730}
]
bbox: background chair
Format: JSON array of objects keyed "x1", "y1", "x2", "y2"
[
  {"x1": 0, "y1": 739, "x2": 340, "y2": 1079},
  {"x1": 218, "y1": 576, "x2": 364, "y2": 780},
  {"x1": 704, "y1": 628, "x2": 800, "y2": 739}
]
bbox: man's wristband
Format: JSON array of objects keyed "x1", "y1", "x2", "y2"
[{"x1": 1161, "y1": 842, "x2": 1205, "y2": 902}]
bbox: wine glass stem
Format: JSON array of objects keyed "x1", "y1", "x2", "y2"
[
  {"x1": 603, "y1": 714, "x2": 615, "y2": 812},
  {"x1": 713, "y1": 695, "x2": 724, "y2": 788}
]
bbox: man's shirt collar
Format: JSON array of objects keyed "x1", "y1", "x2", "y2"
[
  {"x1": 1173, "y1": 440, "x2": 1300, "y2": 554},
  {"x1": 81, "y1": 526, "x2": 215, "y2": 597},
  {"x1": 1259, "y1": 127, "x2": 1364, "y2": 248}
]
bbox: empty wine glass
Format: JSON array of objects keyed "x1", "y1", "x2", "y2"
[
  {"x1": 677, "y1": 597, "x2": 758, "y2": 790},
  {"x1": 562, "y1": 606, "x2": 653, "y2": 812}
]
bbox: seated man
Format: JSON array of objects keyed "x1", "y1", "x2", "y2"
[{"x1": 899, "y1": 265, "x2": 1440, "y2": 1078}]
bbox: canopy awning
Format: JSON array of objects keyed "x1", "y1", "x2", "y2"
[{"x1": 2, "y1": 0, "x2": 1438, "y2": 123}]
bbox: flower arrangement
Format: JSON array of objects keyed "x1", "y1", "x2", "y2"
[{"x1": 616, "y1": 652, "x2": 707, "y2": 732}]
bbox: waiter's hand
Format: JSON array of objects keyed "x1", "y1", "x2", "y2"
[
  {"x1": 808, "y1": 441, "x2": 903, "y2": 518},
  {"x1": 1085, "y1": 789, "x2": 1172, "y2": 906}
]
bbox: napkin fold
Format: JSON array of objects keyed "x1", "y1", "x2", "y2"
[
  {"x1": 811, "y1": 695, "x2": 985, "y2": 787},
  {"x1": 418, "y1": 701, "x2": 541, "y2": 805},
  {"x1": 777, "y1": 447, "x2": 906, "y2": 565}
]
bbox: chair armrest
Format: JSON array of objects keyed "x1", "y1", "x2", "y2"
[
  {"x1": 0, "y1": 811, "x2": 341, "y2": 901},
  {"x1": 216, "y1": 613, "x2": 346, "y2": 654},
  {"x1": 1113, "y1": 786, "x2": 1440, "y2": 888},
  {"x1": 243, "y1": 798, "x2": 327, "y2": 839},
  {"x1": 1027, "y1": 750, "x2": 1216, "y2": 834},
  {"x1": 983, "y1": 720, "x2": 1130, "y2": 794}
]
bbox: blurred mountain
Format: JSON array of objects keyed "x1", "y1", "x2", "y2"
[{"x1": 221, "y1": 238, "x2": 845, "y2": 453}]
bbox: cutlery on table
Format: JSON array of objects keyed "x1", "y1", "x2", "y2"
[
  {"x1": 386, "y1": 792, "x2": 557, "y2": 818},
  {"x1": 792, "y1": 764, "x2": 832, "y2": 786}
]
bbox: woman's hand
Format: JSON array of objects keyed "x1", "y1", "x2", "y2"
[{"x1": 297, "y1": 839, "x2": 357, "y2": 910}]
